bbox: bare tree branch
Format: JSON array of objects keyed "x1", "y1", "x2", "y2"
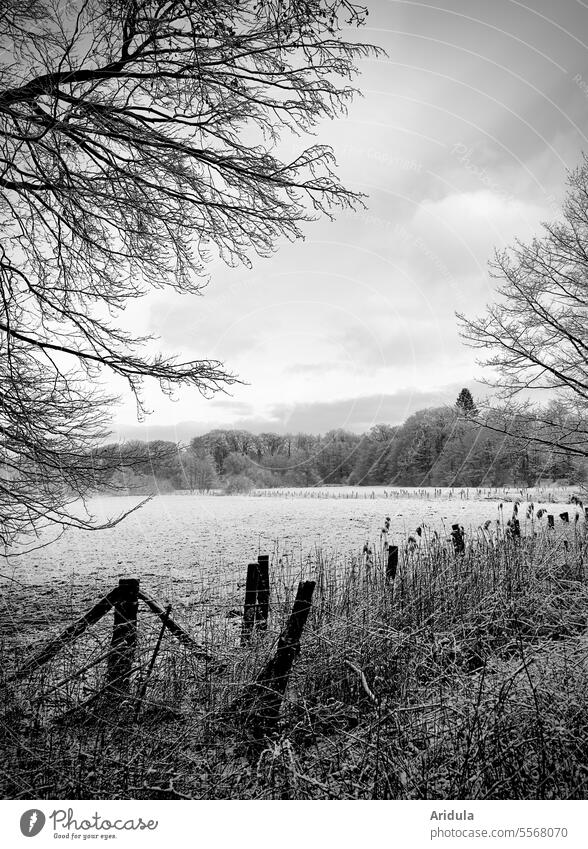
[
  {"x1": 458, "y1": 155, "x2": 588, "y2": 460},
  {"x1": 0, "y1": 0, "x2": 379, "y2": 545}
]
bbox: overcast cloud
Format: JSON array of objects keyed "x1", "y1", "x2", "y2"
[{"x1": 111, "y1": 0, "x2": 588, "y2": 440}]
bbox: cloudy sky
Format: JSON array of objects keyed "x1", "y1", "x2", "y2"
[{"x1": 113, "y1": 0, "x2": 588, "y2": 442}]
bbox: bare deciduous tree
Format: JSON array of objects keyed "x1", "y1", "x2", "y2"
[
  {"x1": 458, "y1": 157, "x2": 588, "y2": 463},
  {"x1": 0, "y1": 0, "x2": 378, "y2": 548}
]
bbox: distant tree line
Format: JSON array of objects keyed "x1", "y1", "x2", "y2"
[{"x1": 95, "y1": 392, "x2": 587, "y2": 494}]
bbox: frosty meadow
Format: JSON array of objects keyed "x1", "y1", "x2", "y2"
[{"x1": 2, "y1": 484, "x2": 588, "y2": 799}]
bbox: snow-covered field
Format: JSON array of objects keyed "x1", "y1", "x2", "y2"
[
  {"x1": 4, "y1": 485, "x2": 580, "y2": 582},
  {"x1": 1, "y1": 486, "x2": 581, "y2": 642}
]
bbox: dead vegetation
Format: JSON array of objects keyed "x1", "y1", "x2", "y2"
[{"x1": 1, "y1": 523, "x2": 588, "y2": 800}]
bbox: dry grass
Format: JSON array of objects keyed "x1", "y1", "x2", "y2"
[{"x1": 1, "y1": 524, "x2": 588, "y2": 800}]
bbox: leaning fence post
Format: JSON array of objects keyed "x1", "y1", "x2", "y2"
[
  {"x1": 17, "y1": 588, "x2": 118, "y2": 678},
  {"x1": 256, "y1": 554, "x2": 270, "y2": 631},
  {"x1": 386, "y1": 545, "x2": 398, "y2": 582},
  {"x1": 137, "y1": 589, "x2": 210, "y2": 657},
  {"x1": 106, "y1": 578, "x2": 139, "y2": 696},
  {"x1": 238, "y1": 580, "x2": 315, "y2": 738},
  {"x1": 241, "y1": 563, "x2": 259, "y2": 646},
  {"x1": 134, "y1": 603, "x2": 172, "y2": 722}
]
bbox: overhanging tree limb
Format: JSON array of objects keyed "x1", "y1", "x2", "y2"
[{"x1": 0, "y1": 0, "x2": 380, "y2": 546}]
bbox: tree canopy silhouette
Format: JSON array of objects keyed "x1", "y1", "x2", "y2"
[
  {"x1": 455, "y1": 388, "x2": 478, "y2": 418},
  {"x1": 0, "y1": 0, "x2": 378, "y2": 547}
]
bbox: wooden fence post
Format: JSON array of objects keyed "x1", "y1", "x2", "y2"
[
  {"x1": 451, "y1": 524, "x2": 465, "y2": 554},
  {"x1": 256, "y1": 555, "x2": 270, "y2": 631},
  {"x1": 241, "y1": 563, "x2": 259, "y2": 646},
  {"x1": 238, "y1": 580, "x2": 315, "y2": 738},
  {"x1": 386, "y1": 545, "x2": 398, "y2": 582},
  {"x1": 106, "y1": 578, "x2": 139, "y2": 696}
]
